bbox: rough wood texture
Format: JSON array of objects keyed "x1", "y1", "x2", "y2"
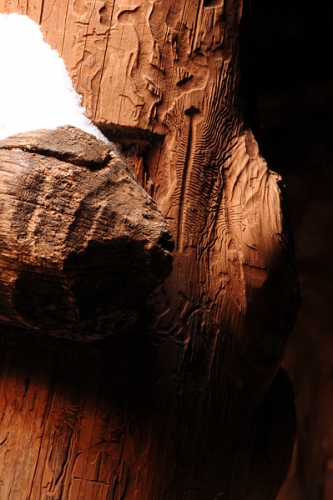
[
  {"x1": 0, "y1": 126, "x2": 173, "y2": 341},
  {"x1": 0, "y1": 126, "x2": 113, "y2": 167},
  {"x1": 0, "y1": 2, "x2": 299, "y2": 499}
]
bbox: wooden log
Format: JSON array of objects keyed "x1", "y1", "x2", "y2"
[
  {"x1": 0, "y1": 126, "x2": 173, "y2": 341},
  {"x1": 0, "y1": 2, "x2": 299, "y2": 499}
]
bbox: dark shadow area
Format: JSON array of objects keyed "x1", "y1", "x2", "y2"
[
  {"x1": 249, "y1": 1, "x2": 333, "y2": 498},
  {"x1": 0, "y1": 321, "x2": 161, "y2": 413}
]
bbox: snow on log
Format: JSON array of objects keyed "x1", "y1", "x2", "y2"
[{"x1": 0, "y1": 13, "x2": 108, "y2": 142}]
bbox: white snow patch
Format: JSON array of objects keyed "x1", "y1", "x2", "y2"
[{"x1": 0, "y1": 13, "x2": 109, "y2": 143}]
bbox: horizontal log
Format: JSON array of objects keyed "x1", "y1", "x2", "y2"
[{"x1": 0, "y1": 127, "x2": 173, "y2": 341}]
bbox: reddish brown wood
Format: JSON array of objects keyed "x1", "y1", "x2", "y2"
[{"x1": 0, "y1": 2, "x2": 299, "y2": 499}]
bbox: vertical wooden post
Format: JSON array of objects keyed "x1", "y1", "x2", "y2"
[{"x1": 0, "y1": 1, "x2": 299, "y2": 498}]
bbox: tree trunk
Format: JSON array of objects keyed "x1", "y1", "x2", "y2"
[{"x1": 0, "y1": 1, "x2": 299, "y2": 499}]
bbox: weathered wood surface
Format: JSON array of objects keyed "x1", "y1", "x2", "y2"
[
  {"x1": 0, "y1": 126, "x2": 112, "y2": 166},
  {"x1": 0, "y1": 126, "x2": 173, "y2": 341},
  {"x1": 0, "y1": 2, "x2": 299, "y2": 499}
]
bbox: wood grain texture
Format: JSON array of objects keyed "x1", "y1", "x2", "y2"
[
  {"x1": 0, "y1": 126, "x2": 173, "y2": 341},
  {"x1": 0, "y1": 1, "x2": 299, "y2": 499},
  {"x1": 0, "y1": 126, "x2": 113, "y2": 167}
]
